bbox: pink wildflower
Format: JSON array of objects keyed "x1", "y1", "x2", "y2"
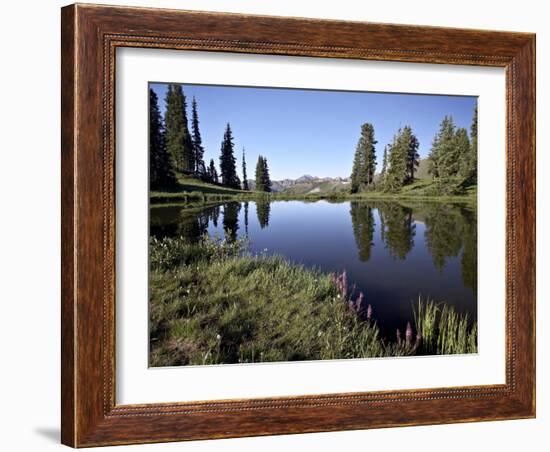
[
  {"x1": 356, "y1": 292, "x2": 364, "y2": 312},
  {"x1": 405, "y1": 322, "x2": 413, "y2": 346},
  {"x1": 341, "y1": 270, "x2": 347, "y2": 293}
]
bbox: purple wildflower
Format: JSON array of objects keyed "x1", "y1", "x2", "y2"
[
  {"x1": 333, "y1": 270, "x2": 349, "y2": 300},
  {"x1": 405, "y1": 322, "x2": 413, "y2": 346},
  {"x1": 366, "y1": 303, "x2": 372, "y2": 320},
  {"x1": 344, "y1": 274, "x2": 348, "y2": 296},
  {"x1": 356, "y1": 292, "x2": 364, "y2": 312}
]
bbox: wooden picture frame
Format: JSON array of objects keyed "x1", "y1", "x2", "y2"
[{"x1": 61, "y1": 3, "x2": 535, "y2": 447}]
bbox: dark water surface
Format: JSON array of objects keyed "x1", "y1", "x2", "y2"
[{"x1": 150, "y1": 200, "x2": 477, "y2": 340}]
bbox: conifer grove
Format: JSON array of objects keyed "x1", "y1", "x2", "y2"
[
  {"x1": 149, "y1": 84, "x2": 251, "y2": 191},
  {"x1": 149, "y1": 83, "x2": 477, "y2": 197}
]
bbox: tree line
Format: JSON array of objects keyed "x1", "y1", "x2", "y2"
[
  {"x1": 149, "y1": 84, "x2": 272, "y2": 192},
  {"x1": 350, "y1": 105, "x2": 478, "y2": 194}
]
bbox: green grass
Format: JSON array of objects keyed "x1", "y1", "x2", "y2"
[
  {"x1": 149, "y1": 236, "x2": 477, "y2": 366},
  {"x1": 174, "y1": 174, "x2": 250, "y2": 195},
  {"x1": 150, "y1": 174, "x2": 261, "y2": 203},
  {"x1": 413, "y1": 298, "x2": 477, "y2": 355},
  {"x1": 400, "y1": 178, "x2": 437, "y2": 193},
  {"x1": 349, "y1": 178, "x2": 477, "y2": 203}
]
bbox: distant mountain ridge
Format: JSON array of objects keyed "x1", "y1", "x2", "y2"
[
  {"x1": 247, "y1": 158, "x2": 431, "y2": 195},
  {"x1": 248, "y1": 175, "x2": 351, "y2": 194}
]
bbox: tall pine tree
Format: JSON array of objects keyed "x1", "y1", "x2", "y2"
[
  {"x1": 380, "y1": 145, "x2": 389, "y2": 184},
  {"x1": 384, "y1": 129, "x2": 409, "y2": 192},
  {"x1": 208, "y1": 159, "x2": 219, "y2": 184},
  {"x1": 461, "y1": 104, "x2": 478, "y2": 184},
  {"x1": 149, "y1": 88, "x2": 176, "y2": 190},
  {"x1": 262, "y1": 157, "x2": 271, "y2": 192},
  {"x1": 350, "y1": 123, "x2": 377, "y2": 193},
  {"x1": 190, "y1": 96, "x2": 206, "y2": 178},
  {"x1": 428, "y1": 116, "x2": 458, "y2": 178},
  {"x1": 164, "y1": 84, "x2": 194, "y2": 173},
  {"x1": 404, "y1": 125, "x2": 420, "y2": 183},
  {"x1": 456, "y1": 127, "x2": 472, "y2": 179},
  {"x1": 242, "y1": 148, "x2": 249, "y2": 190},
  {"x1": 255, "y1": 156, "x2": 264, "y2": 191},
  {"x1": 255, "y1": 156, "x2": 271, "y2": 192},
  {"x1": 219, "y1": 123, "x2": 241, "y2": 189}
]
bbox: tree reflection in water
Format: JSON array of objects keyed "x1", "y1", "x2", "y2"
[{"x1": 151, "y1": 199, "x2": 477, "y2": 295}]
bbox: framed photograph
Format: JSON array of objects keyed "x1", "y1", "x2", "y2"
[{"x1": 61, "y1": 3, "x2": 536, "y2": 447}]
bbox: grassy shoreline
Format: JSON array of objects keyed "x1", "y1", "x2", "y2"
[
  {"x1": 150, "y1": 191, "x2": 476, "y2": 206},
  {"x1": 149, "y1": 236, "x2": 477, "y2": 367},
  {"x1": 150, "y1": 175, "x2": 477, "y2": 206}
]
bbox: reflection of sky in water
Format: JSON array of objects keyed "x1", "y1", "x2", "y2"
[{"x1": 152, "y1": 200, "x2": 477, "y2": 340}]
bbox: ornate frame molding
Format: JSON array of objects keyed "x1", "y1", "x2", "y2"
[{"x1": 62, "y1": 4, "x2": 535, "y2": 447}]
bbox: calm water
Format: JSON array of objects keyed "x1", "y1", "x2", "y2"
[{"x1": 150, "y1": 200, "x2": 477, "y2": 339}]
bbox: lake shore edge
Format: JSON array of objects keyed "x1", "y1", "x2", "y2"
[
  {"x1": 150, "y1": 174, "x2": 477, "y2": 206},
  {"x1": 150, "y1": 235, "x2": 477, "y2": 367},
  {"x1": 150, "y1": 190, "x2": 477, "y2": 207}
]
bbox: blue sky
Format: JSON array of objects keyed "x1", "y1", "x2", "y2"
[{"x1": 150, "y1": 82, "x2": 476, "y2": 180}]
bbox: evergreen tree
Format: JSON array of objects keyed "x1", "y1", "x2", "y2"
[
  {"x1": 255, "y1": 156, "x2": 272, "y2": 192},
  {"x1": 460, "y1": 104, "x2": 478, "y2": 183},
  {"x1": 350, "y1": 123, "x2": 377, "y2": 193},
  {"x1": 191, "y1": 96, "x2": 206, "y2": 178},
  {"x1": 149, "y1": 88, "x2": 176, "y2": 190},
  {"x1": 262, "y1": 157, "x2": 272, "y2": 192},
  {"x1": 428, "y1": 116, "x2": 458, "y2": 178},
  {"x1": 380, "y1": 145, "x2": 389, "y2": 184},
  {"x1": 404, "y1": 125, "x2": 420, "y2": 183},
  {"x1": 456, "y1": 127, "x2": 472, "y2": 179},
  {"x1": 219, "y1": 123, "x2": 241, "y2": 189},
  {"x1": 384, "y1": 129, "x2": 408, "y2": 192},
  {"x1": 255, "y1": 156, "x2": 264, "y2": 191},
  {"x1": 208, "y1": 158, "x2": 219, "y2": 184},
  {"x1": 164, "y1": 84, "x2": 194, "y2": 173},
  {"x1": 242, "y1": 148, "x2": 249, "y2": 190},
  {"x1": 205, "y1": 160, "x2": 212, "y2": 182}
]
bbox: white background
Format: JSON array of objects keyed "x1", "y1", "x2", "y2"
[
  {"x1": 117, "y1": 49, "x2": 506, "y2": 404},
  {"x1": 0, "y1": 0, "x2": 546, "y2": 451}
]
